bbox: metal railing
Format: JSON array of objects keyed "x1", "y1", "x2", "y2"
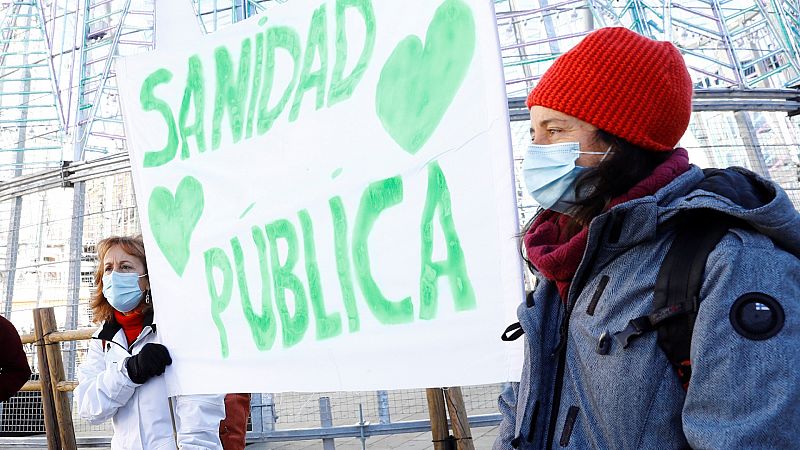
[{"x1": 2, "y1": 307, "x2": 502, "y2": 449}]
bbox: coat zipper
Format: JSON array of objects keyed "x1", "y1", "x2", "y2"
[
  {"x1": 544, "y1": 213, "x2": 614, "y2": 448},
  {"x1": 545, "y1": 301, "x2": 572, "y2": 449},
  {"x1": 129, "y1": 326, "x2": 154, "y2": 351},
  {"x1": 94, "y1": 325, "x2": 155, "y2": 354},
  {"x1": 95, "y1": 336, "x2": 128, "y2": 353}
]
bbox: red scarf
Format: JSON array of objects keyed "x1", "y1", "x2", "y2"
[
  {"x1": 114, "y1": 309, "x2": 145, "y2": 346},
  {"x1": 524, "y1": 148, "x2": 690, "y2": 302}
]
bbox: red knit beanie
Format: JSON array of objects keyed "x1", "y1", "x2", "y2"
[{"x1": 526, "y1": 27, "x2": 693, "y2": 152}]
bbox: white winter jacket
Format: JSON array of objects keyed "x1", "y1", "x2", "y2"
[{"x1": 75, "y1": 310, "x2": 225, "y2": 449}]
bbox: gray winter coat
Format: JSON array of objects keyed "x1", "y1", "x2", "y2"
[{"x1": 495, "y1": 165, "x2": 800, "y2": 449}]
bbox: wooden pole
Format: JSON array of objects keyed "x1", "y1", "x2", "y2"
[
  {"x1": 444, "y1": 387, "x2": 475, "y2": 450},
  {"x1": 426, "y1": 388, "x2": 449, "y2": 450},
  {"x1": 33, "y1": 308, "x2": 61, "y2": 450},
  {"x1": 21, "y1": 327, "x2": 96, "y2": 345},
  {"x1": 20, "y1": 380, "x2": 78, "y2": 392},
  {"x1": 46, "y1": 327, "x2": 97, "y2": 343},
  {"x1": 36, "y1": 307, "x2": 77, "y2": 450}
]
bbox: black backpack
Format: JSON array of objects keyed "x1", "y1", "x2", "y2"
[
  {"x1": 502, "y1": 208, "x2": 742, "y2": 389},
  {"x1": 612, "y1": 208, "x2": 741, "y2": 389}
]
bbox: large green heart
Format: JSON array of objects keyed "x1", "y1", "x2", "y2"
[
  {"x1": 148, "y1": 176, "x2": 204, "y2": 277},
  {"x1": 375, "y1": 0, "x2": 476, "y2": 154}
]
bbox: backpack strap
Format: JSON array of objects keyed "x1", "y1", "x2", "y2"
[
  {"x1": 499, "y1": 291, "x2": 536, "y2": 342},
  {"x1": 614, "y1": 209, "x2": 740, "y2": 389}
]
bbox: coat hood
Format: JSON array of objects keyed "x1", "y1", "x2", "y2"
[{"x1": 657, "y1": 165, "x2": 800, "y2": 258}]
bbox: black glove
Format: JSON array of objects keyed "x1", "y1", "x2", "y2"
[{"x1": 125, "y1": 343, "x2": 172, "y2": 384}]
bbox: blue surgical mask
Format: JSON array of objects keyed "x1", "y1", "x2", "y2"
[
  {"x1": 102, "y1": 271, "x2": 146, "y2": 313},
  {"x1": 522, "y1": 142, "x2": 609, "y2": 214}
]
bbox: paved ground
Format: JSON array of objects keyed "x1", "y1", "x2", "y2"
[
  {"x1": 246, "y1": 425, "x2": 499, "y2": 449},
  {"x1": 20, "y1": 426, "x2": 499, "y2": 450},
  {"x1": 13, "y1": 426, "x2": 498, "y2": 450}
]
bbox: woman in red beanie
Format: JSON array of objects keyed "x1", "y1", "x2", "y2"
[{"x1": 495, "y1": 27, "x2": 800, "y2": 449}]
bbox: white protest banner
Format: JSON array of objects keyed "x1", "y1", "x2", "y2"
[{"x1": 117, "y1": 0, "x2": 523, "y2": 395}]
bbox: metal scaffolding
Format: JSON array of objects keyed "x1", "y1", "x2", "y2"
[
  {"x1": 0, "y1": 0, "x2": 799, "y2": 444},
  {"x1": 497, "y1": 0, "x2": 800, "y2": 96}
]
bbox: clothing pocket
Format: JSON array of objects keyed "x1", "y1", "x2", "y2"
[
  {"x1": 586, "y1": 276, "x2": 609, "y2": 316},
  {"x1": 526, "y1": 400, "x2": 540, "y2": 443},
  {"x1": 559, "y1": 406, "x2": 580, "y2": 447}
]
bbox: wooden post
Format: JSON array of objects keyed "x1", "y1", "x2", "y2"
[
  {"x1": 36, "y1": 307, "x2": 78, "y2": 450},
  {"x1": 426, "y1": 388, "x2": 449, "y2": 450},
  {"x1": 33, "y1": 308, "x2": 61, "y2": 450},
  {"x1": 444, "y1": 387, "x2": 475, "y2": 450}
]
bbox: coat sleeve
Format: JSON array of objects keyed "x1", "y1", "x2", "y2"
[
  {"x1": 0, "y1": 317, "x2": 31, "y2": 402},
  {"x1": 173, "y1": 394, "x2": 226, "y2": 449},
  {"x1": 683, "y1": 234, "x2": 800, "y2": 449},
  {"x1": 493, "y1": 381, "x2": 520, "y2": 450},
  {"x1": 74, "y1": 338, "x2": 138, "y2": 425}
]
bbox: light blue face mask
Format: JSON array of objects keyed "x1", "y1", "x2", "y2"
[
  {"x1": 522, "y1": 142, "x2": 610, "y2": 214},
  {"x1": 102, "y1": 271, "x2": 147, "y2": 313}
]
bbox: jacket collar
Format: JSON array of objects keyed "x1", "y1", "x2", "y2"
[{"x1": 96, "y1": 306, "x2": 156, "y2": 341}]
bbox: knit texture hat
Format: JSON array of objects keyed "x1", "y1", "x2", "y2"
[{"x1": 526, "y1": 27, "x2": 693, "y2": 152}]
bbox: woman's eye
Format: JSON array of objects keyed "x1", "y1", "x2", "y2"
[
  {"x1": 547, "y1": 129, "x2": 561, "y2": 135},
  {"x1": 104, "y1": 267, "x2": 112, "y2": 273}
]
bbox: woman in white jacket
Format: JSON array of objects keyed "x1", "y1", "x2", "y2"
[{"x1": 75, "y1": 235, "x2": 226, "y2": 449}]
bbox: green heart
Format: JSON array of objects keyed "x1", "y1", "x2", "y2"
[
  {"x1": 375, "y1": 0, "x2": 476, "y2": 154},
  {"x1": 148, "y1": 176, "x2": 204, "y2": 277}
]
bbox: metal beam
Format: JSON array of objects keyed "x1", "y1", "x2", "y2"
[
  {"x1": 2, "y1": 9, "x2": 32, "y2": 318},
  {"x1": 0, "y1": 88, "x2": 797, "y2": 198},
  {"x1": 509, "y1": 89, "x2": 800, "y2": 120},
  {"x1": 76, "y1": 0, "x2": 133, "y2": 160},
  {"x1": 34, "y1": 0, "x2": 66, "y2": 130}
]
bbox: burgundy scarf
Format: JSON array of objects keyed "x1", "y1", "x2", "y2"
[{"x1": 524, "y1": 148, "x2": 690, "y2": 302}]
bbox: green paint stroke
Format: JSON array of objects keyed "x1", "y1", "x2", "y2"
[
  {"x1": 205, "y1": 247, "x2": 233, "y2": 358},
  {"x1": 327, "y1": 0, "x2": 376, "y2": 107},
  {"x1": 148, "y1": 176, "x2": 204, "y2": 276},
  {"x1": 245, "y1": 32, "x2": 265, "y2": 139},
  {"x1": 140, "y1": 68, "x2": 179, "y2": 168},
  {"x1": 249, "y1": 226, "x2": 278, "y2": 349},
  {"x1": 329, "y1": 196, "x2": 359, "y2": 332},
  {"x1": 232, "y1": 233, "x2": 277, "y2": 351},
  {"x1": 352, "y1": 176, "x2": 413, "y2": 324},
  {"x1": 289, "y1": 4, "x2": 328, "y2": 122},
  {"x1": 179, "y1": 55, "x2": 207, "y2": 159},
  {"x1": 257, "y1": 26, "x2": 302, "y2": 135},
  {"x1": 258, "y1": 16, "x2": 268, "y2": 26},
  {"x1": 212, "y1": 39, "x2": 252, "y2": 150},
  {"x1": 265, "y1": 219, "x2": 309, "y2": 348},
  {"x1": 375, "y1": 0, "x2": 476, "y2": 154},
  {"x1": 299, "y1": 209, "x2": 342, "y2": 340},
  {"x1": 331, "y1": 168, "x2": 343, "y2": 179},
  {"x1": 240, "y1": 202, "x2": 257, "y2": 219},
  {"x1": 419, "y1": 162, "x2": 475, "y2": 319}
]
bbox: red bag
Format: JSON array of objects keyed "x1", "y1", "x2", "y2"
[{"x1": 219, "y1": 393, "x2": 251, "y2": 450}]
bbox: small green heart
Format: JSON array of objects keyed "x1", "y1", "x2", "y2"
[
  {"x1": 148, "y1": 176, "x2": 204, "y2": 277},
  {"x1": 375, "y1": 0, "x2": 476, "y2": 154}
]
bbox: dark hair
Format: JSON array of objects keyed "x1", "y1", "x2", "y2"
[
  {"x1": 519, "y1": 130, "x2": 671, "y2": 268},
  {"x1": 567, "y1": 130, "x2": 671, "y2": 226}
]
